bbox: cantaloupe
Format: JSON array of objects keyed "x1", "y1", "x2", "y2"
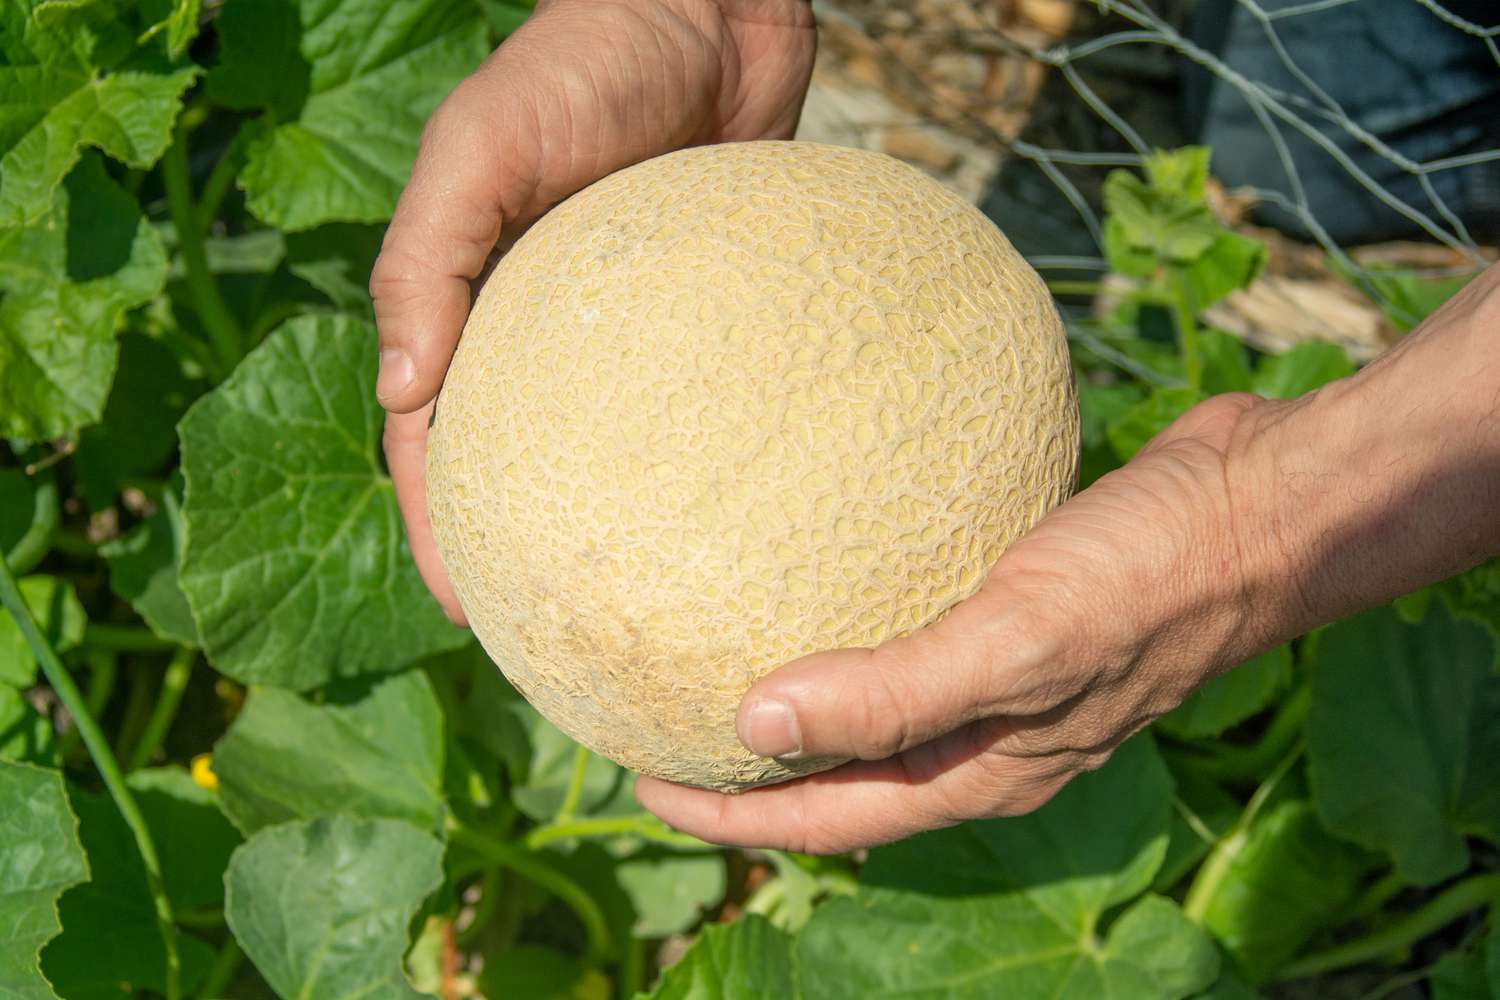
[{"x1": 426, "y1": 141, "x2": 1079, "y2": 791}]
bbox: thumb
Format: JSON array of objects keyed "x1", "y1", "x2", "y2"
[{"x1": 736, "y1": 593, "x2": 1063, "y2": 762}]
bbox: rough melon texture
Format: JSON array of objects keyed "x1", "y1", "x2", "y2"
[{"x1": 427, "y1": 141, "x2": 1079, "y2": 791}]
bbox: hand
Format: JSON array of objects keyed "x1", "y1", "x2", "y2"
[
  {"x1": 636, "y1": 262, "x2": 1500, "y2": 854},
  {"x1": 636, "y1": 393, "x2": 1274, "y2": 852},
  {"x1": 371, "y1": 0, "x2": 816, "y2": 622}
]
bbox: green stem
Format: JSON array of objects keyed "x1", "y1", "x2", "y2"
[
  {"x1": 195, "y1": 123, "x2": 256, "y2": 233},
  {"x1": 555, "y1": 744, "x2": 590, "y2": 823},
  {"x1": 60, "y1": 650, "x2": 117, "y2": 764},
  {"x1": 1276, "y1": 873, "x2": 1500, "y2": 981},
  {"x1": 1046, "y1": 280, "x2": 1108, "y2": 298},
  {"x1": 525, "y1": 815, "x2": 710, "y2": 852},
  {"x1": 455, "y1": 867, "x2": 502, "y2": 948},
  {"x1": 5, "y1": 474, "x2": 58, "y2": 574},
  {"x1": 163, "y1": 123, "x2": 242, "y2": 377},
  {"x1": 83, "y1": 623, "x2": 179, "y2": 653},
  {"x1": 114, "y1": 662, "x2": 156, "y2": 765},
  {"x1": 1183, "y1": 740, "x2": 1304, "y2": 922},
  {"x1": 176, "y1": 907, "x2": 226, "y2": 929},
  {"x1": 195, "y1": 937, "x2": 242, "y2": 1000},
  {"x1": 1166, "y1": 679, "x2": 1311, "y2": 783},
  {"x1": 126, "y1": 647, "x2": 195, "y2": 772},
  {"x1": 1168, "y1": 269, "x2": 1203, "y2": 391},
  {"x1": 1344, "y1": 870, "x2": 1406, "y2": 924},
  {"x1": 617, "y1": 936, "x2": 646, "y2": 1000},
  {"x1": 0, "y1": 559, "x2": 180, "y2": 999},
  {"x1": 447, "y1": 823, "x2": 611, "y2": 961}
]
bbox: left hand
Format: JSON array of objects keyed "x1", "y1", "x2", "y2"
[{"x1": 635, "y1": 392, "x2": 1282, "y2": 853}]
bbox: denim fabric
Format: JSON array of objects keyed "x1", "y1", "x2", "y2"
[{"x1": 1184, "y1": 0, "x2": 1500, "y2": 244}]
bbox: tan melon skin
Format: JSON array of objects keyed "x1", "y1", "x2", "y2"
[{"x1": 427, "y1": 141, "x2": 1079, "y2": 792}]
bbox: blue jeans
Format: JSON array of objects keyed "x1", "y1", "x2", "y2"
[{"x1": 1184, "y1": 0, "x2": 1500, "y2": 245}]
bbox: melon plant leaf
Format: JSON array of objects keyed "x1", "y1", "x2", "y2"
[
  {"x1": 797, "y1": 736, "x2": 1218, "y2": 999},
  {"x1": 0, "y1": 760, "x2": 87, "y2": 1000},
  {"x1": 1308, "y1": 604, "x2": 1500, "y2": 885},
  {"x1": 0, "y1": 686, "x2": 57, "y2": 766},
  {"x1": 0, "y1": 154, "x2": 168, "y2": 439},
  {"x1": 100, "y1": 483, "x2": 199, "y2": 645},
  {"x1": 1250, "y1": 341, "x2": 1353, "y2": 400},
  {"x1": 212, "y1": 669, "x2": 446, "y2": 837},
  {"x1": 128, "y1": 767, "x2": 242, "y2": 911},
  {"x1": 224, "y1": 816, "x2": 444, "y2": 1000},
  {"x1": 615, "y1": 849, "x2": 728, "y2": 938},
  {"x1": 0, "y1": 576, "x2": 85, "y2": 688},
  {"x1": 1427, "y1": 928, "x2": 1499, "y2": 1000},
  {"x1": 178, "y1": 314, "x2": 468, "y2": 688},
  {"x1": 0, "y1": 469, "x2": 42, "y2": 562},
  {"x1": 41, "y1": 784, "x2": 216, "y2": 999},
  {"x1": 1107, "y1": 386, "x2": 1203, "y2": 462},
  {"x1": 641, "y1": 913, "x2": 795, "y2": 1000},
  {"x1": 1191, "y1": 978, "x2": 1265, "y2": 1000},
  {"x1": 511, "y1": 709, "x2": 638, "y2": 822},
  {"x1": 0, "y1": 0, "x2": 197, "y2": 227},
  {"x1": 209, "y1": 0, "x2": 489, "y2": 230},
  {"x1": 1198, "y1": 799, "x2": 1375, "y2": 981},
  {"x1": 283, "y1": 222, "x2": 384, "y2": 315},
  {"x1": 1157, "y1": 645, "x2": 1292, "y2": 740},
  {"x1": 1198, "y1": 328, "x2": 1252, "y2": 394}
]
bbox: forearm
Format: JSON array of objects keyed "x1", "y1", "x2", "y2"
[{"x1": 1230, "y1": 265, "x2": 1500, "y2": 641}]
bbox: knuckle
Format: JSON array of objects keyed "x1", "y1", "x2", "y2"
[{"x1": 847, "y1": 659, "x2": 911, "y2": 760}]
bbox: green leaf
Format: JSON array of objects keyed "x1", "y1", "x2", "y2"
[
  {"x1": 1190, "y1": 977, "x2": 1264, "y2": 1000},
  {"x1": 1199, "y1": 799, "x2": 1373, "y2": 981},
  {"x1": 1250, "y1": 342, "x2": 1353, "y2": 400},
  {"x1": 1106, "y1": 386, "x2": 1203, "y2": 462},
  {"x1": 479, "y1": 0, "x2": 534, "y2": 36},
  {"x1": 211, "y1": 0, "x2": 489, "y2": 230},
  {"x1": 0, "y1": 576, "x2": 85, "y2": 688},
  {"x1": 642, "y1": 914, "x2": 795, "y2": 1000},
  {"x1": 129, "y1": 767, "x2": 242, "y2": 911},
  {"x1": 1308, "y1": 604, "x2": 1500, "y2": 885},
  {"x1": 225, "y1": 816, "x2": 443, "y2": 1000},
  {"x1": 0, "y1": 469, "x2": 40, "y2": 561},
  {"x1": 284, "y1": 222, "x2": 384, "y2": 314},
  {"x1": 0, "y1": 30, "x2": 197, "y2": 226},
  {"x1": 0, "y1": 685, "x2": 57, "y2": 765},
  {"x1": 1179, "y1": 232, "x2": 1265, "y2": 312},
  {"x1": 0, "y1": 760, "x2": 86, "y2": 1000},
  {"x1": 1145, "y1": 147, "x2": 1212, "y2": 202},
  {"x1": 797, "y1": 736, "x2": 1218, "y2": 999},
  {"x1": 0, "y1": 154, "x2": 168, "y2": 438},
  {"x1": 1077, "y1": 377, "x2": 1145, "y2": 450},
  {"x1": 616, "y1": 849, "x2": 727, "y2": 937},
  {"x1": 41, "y1": 784, "x2": 215, "y2": 999},
  {"x1": 1157, "y1": 645, "x2": 1292, "y2": 740},
  {"x1": 74, "y1": 333, "x2": 203, "y2": 510},
  {"x1": 212, "y1": 669, "x2": 446, "y2": 836},
  {"x1": 478, "y1": 945, "x2": 610, "y2": 1000},
  {"x1": 1428, "y1": 927, "x2": 1499, "y2": 1000},
  {"x1": 100, "y1": 486, "x2": 199, "y2": 645},
  {"x1": 178, "y1": 314, "x2": 467, "y2": 688},
  {"x1": 1198, "y1": 328, "x2": 1252, "y2": 395},
  {"x1": 511, "y1": 710, "x2": 636, "y2": 822}
]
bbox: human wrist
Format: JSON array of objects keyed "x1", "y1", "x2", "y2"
[{"x1": 1227, "y1": 287, "x2": 1500, "y2": 640}]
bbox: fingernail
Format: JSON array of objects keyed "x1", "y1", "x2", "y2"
[
  {"x1": 740, "y1": 697, "x2": 802, "y2": 759},
  {"x1": 376, "y1": 349, "x2": 414, "y2": 402}
]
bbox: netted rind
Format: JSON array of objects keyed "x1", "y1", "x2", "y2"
[{"x1": 427, "y1": 141, "x2": 1078, "y2": 791}]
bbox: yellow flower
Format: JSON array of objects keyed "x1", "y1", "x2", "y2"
[{"x1": 190, "y1": 753, "x2": 218, "y2": 791}]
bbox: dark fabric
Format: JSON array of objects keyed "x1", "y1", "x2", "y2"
[{"x1": 1184, "y1": 0, "x2": 1500, "y2": 244}]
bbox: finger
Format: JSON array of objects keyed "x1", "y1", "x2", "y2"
[
  {"x1": 736, "y1": 590, "x2": 1073, "y2": 762},
  {"x1": 370, "y1": 74, "x2": 515, "y2": 414},
  {"x1": 384, "y1": 404, "x2": 467, "y2": 626},
  {"x1": 635, "y1": 739, "x2": 1073, "y2": 854}
]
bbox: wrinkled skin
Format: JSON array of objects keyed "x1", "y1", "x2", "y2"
[{"x1": 374, "y1": 0, "x2": 1500, "y2": 854}]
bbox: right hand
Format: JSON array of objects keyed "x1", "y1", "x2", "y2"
[{"x1": 370, "y1": 0, "x2": 816, "y2": 622}]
